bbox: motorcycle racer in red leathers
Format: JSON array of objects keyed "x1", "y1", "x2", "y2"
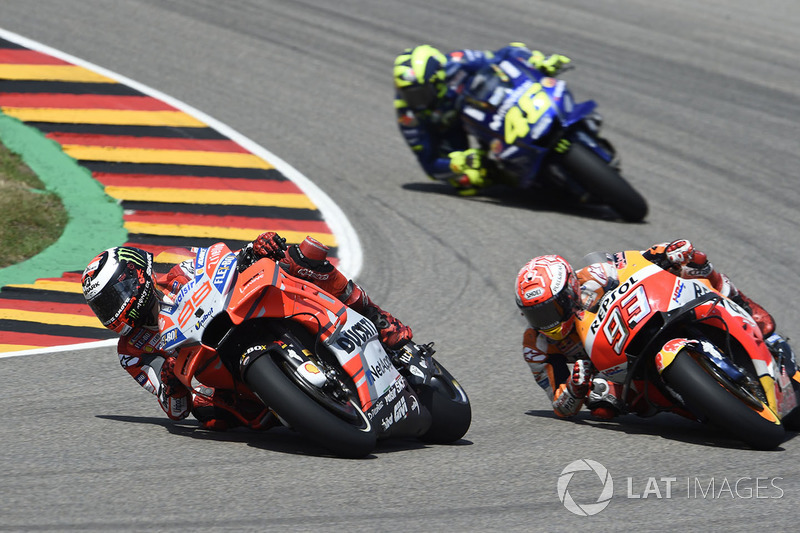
[
  {"x1": 515, "y1": 239, "x2": 793, "y2": 419},
  {"x1": 81, "y1": 233, "x2": 412, "y2": 431}
]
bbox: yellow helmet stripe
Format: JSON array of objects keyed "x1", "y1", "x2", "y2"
[{"x1": 410, "y1": 45, "x2": 445, "y2": 83}]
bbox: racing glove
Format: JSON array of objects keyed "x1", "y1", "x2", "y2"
[
  {"x1": 253, "y1": 231, "x2": 288, "y2": 261},
  {"x1": 528, "y1": 51, "x2": 571, "y2": 76},
  {"x1": 342, "y1": 281, "x2": 413, "y2": 350},
  {"x1": 664, "y1": 239, "x2": 713, "y2": 278},
  {"x1": 552, "y1": 359, "x2": 594, "y2": 418},
  {"x1": 448, "y1": 149, "x2": 487, "y2": 189}
]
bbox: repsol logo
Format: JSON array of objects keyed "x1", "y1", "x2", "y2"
[
  {"x1": 590, "y1": 273, "x2": 640, "y2": 334},
  {"x1": 335, "y1": 318, "x2": 379, "y2": 353}
]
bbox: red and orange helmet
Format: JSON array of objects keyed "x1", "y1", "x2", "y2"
[
  {"x1": 82, "y1": 247, "x2": 158, "y2": 335},
  {"x1": 515, "y1": 255, "x2": 581, "y2": 340}
]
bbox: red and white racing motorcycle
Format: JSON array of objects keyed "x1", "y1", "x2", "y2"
[{"x1": 157, "y1": 243, "x2": 471, "y2": 458}]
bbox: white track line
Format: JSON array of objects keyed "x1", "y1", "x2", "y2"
[{"x1": 0, "y1": 28, "x2": 363, "y2": 359}]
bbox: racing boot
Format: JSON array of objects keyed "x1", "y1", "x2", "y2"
[
  {"x1": 281, "y1": 236, "x2": 413, "y2": 349},
  {"x1": 191, "y1": 386, "x2": 277, "y2": 431},
  {"x1": 341, "y1": 281, "x2": 413, "y2": 350},
  {"x1": 672, "y1": 247, "x2": 775, "y2": 338},
  {"x1": 708, "y1": 271, "x2": 775, "y2": 337},
  {"x1": 733, "y1": 291, "x2": 775, "y2": 337},
  {"x1": 191, "y1": 387, "x2": 243, "y2": 431},
  {"x1": 586, "y1": 377, "x2": 624, "y2": 420}
]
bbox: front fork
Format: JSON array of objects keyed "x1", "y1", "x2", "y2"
[{"x1": 766, "y1": 335, "x2": 800, "y2": 418}]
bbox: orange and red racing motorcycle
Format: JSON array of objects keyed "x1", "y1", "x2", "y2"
[
  {"x1": 156, "y1": 243, "x2": 471, "y2": 458},
  {"x1": 575, "y1": 250, "x2": 799, "y2": 450}
]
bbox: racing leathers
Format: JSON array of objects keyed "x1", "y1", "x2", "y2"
[
  {"x1": 395, "y1": 43, "x2": 569, "y2": 193},
  {"x1": 117, "y1": 233, "x2": 412, "y2": 431},
  {"x1": 116, "y1": 253, "x2": 273, "y2": 430},
  {"x1": 522, "y1": 239, "x2": 779, "y2": 419}
]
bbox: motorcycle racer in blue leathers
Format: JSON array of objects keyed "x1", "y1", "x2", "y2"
[{"x1": 393, "y1": 43, "x2": 571, "y2": 195}]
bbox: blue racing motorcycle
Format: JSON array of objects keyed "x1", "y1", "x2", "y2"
[{"x1": 460, "y1": 59, "x2": 648, "y2": 222}]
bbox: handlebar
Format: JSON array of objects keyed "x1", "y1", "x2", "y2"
[{"x1": 236, "y1": 244, "x2": 259, "y2": 273}]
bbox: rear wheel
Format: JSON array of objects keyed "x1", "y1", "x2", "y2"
[
  {"x1": 559, "y1": 142, "x2": 648, "y2": 222},
  {"x1": 416, "y1": 358, "x2": 471, "y2": 443},
  {"x1": 662, "y1": 349, "x2": 784, "y2": 450},
  {"x1": 243, "y1": 353, "x2": 377, "y2": 458}
]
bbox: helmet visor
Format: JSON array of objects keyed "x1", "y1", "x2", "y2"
[
  {"x1": 86, "y1": 276, "x2": 138, "y2": 326},
  {"x1": 400, "y1": 84, "x2": 437, "y2": 111},
  {"x1": 520, "y1": 291, "x2": 573, "y2": 331}
]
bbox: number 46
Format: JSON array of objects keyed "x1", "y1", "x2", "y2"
[{"x1": 504, "y1": 83, "x2": 551, "y2": 144}]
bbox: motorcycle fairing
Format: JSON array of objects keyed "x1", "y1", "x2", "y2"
[
  {"x1": 460, "y1": 56, "x2": 602, "y2": 188},
  {"x1": 578, "y1": 258, "x2": 665, "y2": 378},
  {"x1": 578, "y1": 252, "x2": 772, "y2": 374},
  {"x1": 324, "y1": 306, "x2": 407, "y2": 410},
  {"x1": 228, "y1": 261, "x2": 407, "y2": 406},
  {"x1": 158, "y1": 242, "x2": 418, "y2": 431},
  {"x1": 576, "y1": 250, "x2": 782, "y2": 416},
  {"x1": 159, "y1": 244, "x2": 239, "y2": 352}
]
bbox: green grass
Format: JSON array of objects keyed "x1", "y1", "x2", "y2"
[{"x1": 0, "y1": 140, "x2": 67, "y2": 268}]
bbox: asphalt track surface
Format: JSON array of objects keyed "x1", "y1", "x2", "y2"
[{"x1": 1, "y1": 1, "x2": 799, "y2": 531}]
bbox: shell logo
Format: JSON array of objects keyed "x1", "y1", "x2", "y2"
[{"x1": 303, "y1": 362, "x2": 321, "y2": 374}]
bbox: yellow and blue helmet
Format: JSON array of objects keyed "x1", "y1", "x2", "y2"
[{"x1": 393, "y1": 45, "x2": 448, "y2": 111}]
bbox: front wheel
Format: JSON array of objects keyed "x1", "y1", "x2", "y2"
[
  {"x1": 415, "y1": 358, "x2": 471, "y2": 443},
  {"x1": 243, "y1": 353, "x2": 377, "y2": 458},
  {"x1": 559, "y1": 142, "x2": 648, "y2": 222},
  {"x1": 662, "y1": 349, "x2": 785, "y2": 450}
]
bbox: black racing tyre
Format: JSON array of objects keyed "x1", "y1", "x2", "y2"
[
  {"x1": 662, "y1": 349, "x2": 785, "y2": 450},
  {"x1": 416, "y1": 358, "x2": 471, "y2": 444},
  {"x1": 243, "y1": 353, "x2": 377, "y2": 458},
  {"x1": 559, "y1": 142, "x2": 648, "y2": 222}
]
